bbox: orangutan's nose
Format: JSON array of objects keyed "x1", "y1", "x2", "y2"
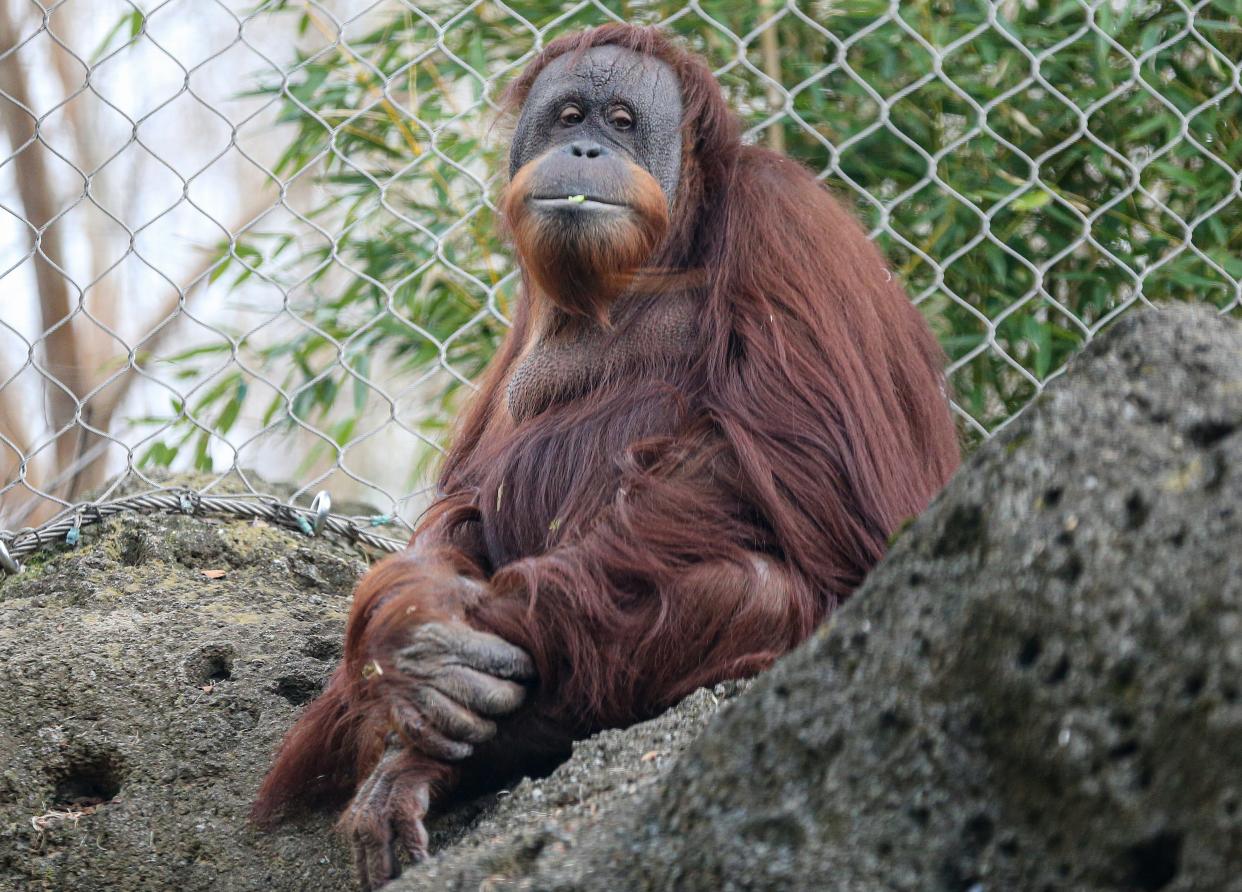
[{"x1": 566, "y1": 141, "x2": 607, "y2": 159}]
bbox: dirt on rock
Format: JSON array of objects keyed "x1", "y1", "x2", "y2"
[
  {"x1": 395, "y1": 304, "x2": 1242, "y2": 891},
  {"x1": 0, "y1": 510, "x2": 362, "y2": 891},
  {"x1": 0, "y1": 499, "x2": 735, "y2": 892},
  {"x1": 5, "y1": 305, "x2": 1242, "y2": 892}
]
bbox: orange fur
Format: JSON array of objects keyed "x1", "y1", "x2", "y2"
[
  {"x1": 500, "y1": 153, "x2": 669, "y2": 324},
  {"x1": 253, "y1": 24, "x2": 961, "y2": 842}
]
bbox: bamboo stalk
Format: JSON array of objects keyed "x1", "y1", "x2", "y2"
[{"x1": 758, "y1": 0, "x2": 785, "y2": 154}]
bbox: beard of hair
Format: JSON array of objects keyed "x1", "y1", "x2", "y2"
[{"x1": 501, "y1": 160, "x2": 671, "y2": 326}]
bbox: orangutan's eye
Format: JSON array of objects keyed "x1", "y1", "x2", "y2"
[
  {"x1": 607, "y1": 105, "x2": 634, "y2": 131},
  {"x1": 559, "y1": 104, "x2": 584, "y2": 127}
]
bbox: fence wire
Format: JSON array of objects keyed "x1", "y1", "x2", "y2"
[{"x1": 0, "y1": 0, "x2": 1239, "y2": 564}]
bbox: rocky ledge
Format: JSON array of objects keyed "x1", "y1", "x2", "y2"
[{"x1": 3, "y1": 304, "x2": 1240, "y2": 892}]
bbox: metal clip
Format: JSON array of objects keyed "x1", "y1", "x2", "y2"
[
  {"x1": 178, "y1": 490, "x2": 201, "y2": 515},
  {"x1": 66, "y1": 508, "x2": 83, "y2": 547},
  {"x1": 0, "y1": 540, "x2": 22, "y2": 575},
  {"x1": 310, "y1": 490, "x2": 331, "y2": 536}
]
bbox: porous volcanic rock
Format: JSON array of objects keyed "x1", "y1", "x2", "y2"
[
  {"x1": 0, "y1": 509, "x2": 362, "y2": 890},
  {"x1": 392, "y1": 304, "x2": 1242, "y2": 891},
  {"x1": 0, "y1": 498, "x2": 739, "y2": 891},
  {"x1": 6, "y1": 304, "x2": 1242, "y2": 892}
]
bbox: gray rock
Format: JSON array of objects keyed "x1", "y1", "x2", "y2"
[
  {"x1": 0, "y1": 510, "x2": 361, "y2": 891},
  {"x1": 392, "y1": 303, "x2": 1242, "y2": 891},
  {"x1": 0, "y1": 484, "x2": 736, "y2": 891},
  {"x1": 410, "y1": 681, "x2": 748, "y2": 890},
  {"x1": 6, "y1": 304, "x2": 1242, "y2": 892}
]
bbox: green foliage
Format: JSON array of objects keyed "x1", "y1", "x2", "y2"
[{"x1": 142, "y1": 0, "x2": 1241, "y2": 477}]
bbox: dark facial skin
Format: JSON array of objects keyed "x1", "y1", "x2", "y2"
[
  {"x1": 501, "y1": 44, "x2": 684, "y2": 338},
  {"x1": 499, "y1": 46, "x2": 693, "y2": 419},
  {"x1": 509, "y1": 45, "x2": 683, "y2": 211}
]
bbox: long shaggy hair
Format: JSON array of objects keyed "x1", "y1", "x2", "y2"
[
  {"x1": 437, "y1": 23, "x2": 960, "y2": 722},
  {"x1": 253, "y1": 22, "x2": 959, "y2": 825}
]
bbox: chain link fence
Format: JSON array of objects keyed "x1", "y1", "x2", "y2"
[{"x1": 1, "y1": 0, "x2": 1239, "y2": 566}]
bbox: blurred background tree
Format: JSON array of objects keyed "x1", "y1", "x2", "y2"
[{"x1": 2, "y1": 0, "x2": 1239, "y2": 527}]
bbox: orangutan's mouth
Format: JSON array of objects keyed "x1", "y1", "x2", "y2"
[{"x1": 529, "y1": 196, "x2": 628, "y2": 211}]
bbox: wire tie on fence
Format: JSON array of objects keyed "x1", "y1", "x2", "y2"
[
  {"x1": 272, "y1": 501, "x2": 313, "y2": 537},
  {"x1": 66, "y1": 514, "x2": 82, "y2": 548},
  {"x1": 0, "y1": 540, "x2": 21, "y2": 576},
  {"x1": 311, "y1": 491, "x2": 331, "y2": 535},
  {"x1": 369, "y1": 514, "x2": 391, "y2": 527},
  {"x1": 177, "y1": 491, "x2": 201, "y2": 516}
]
